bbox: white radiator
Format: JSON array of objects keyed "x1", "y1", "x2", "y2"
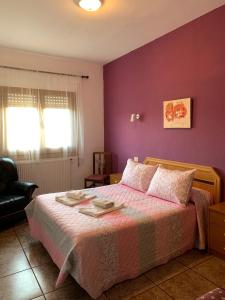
[{"x1": 17, "y1": 157, "x2": 78, "y2": 195}]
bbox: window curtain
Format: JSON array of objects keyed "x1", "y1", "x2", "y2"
[{"x1": 0, "y1": 67, "x2": 84, "y2": 161}]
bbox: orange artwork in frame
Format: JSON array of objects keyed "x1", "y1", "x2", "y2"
[{"x1": 163, "y1": 98, "x2": 191, "y2": 128}]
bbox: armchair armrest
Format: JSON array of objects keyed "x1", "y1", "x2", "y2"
[{"x1": 9, "y1": 181, "x2": 38, "y2": 201}]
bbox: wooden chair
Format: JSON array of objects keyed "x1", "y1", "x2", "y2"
[{"x1": 84, "y1": 152, "x2": 112, "y2": 188}]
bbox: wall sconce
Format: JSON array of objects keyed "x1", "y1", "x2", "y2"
[{"x1": 130, "y1": 113, "x2": 141, "y2": 122}]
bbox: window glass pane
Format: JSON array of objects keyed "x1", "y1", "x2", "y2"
[
  {"x1": 6, "y1": 107, "x2": 40, "y2": 151},
  {"x1": 44, "y1": 108, "x2": 72, "y2": 149}
]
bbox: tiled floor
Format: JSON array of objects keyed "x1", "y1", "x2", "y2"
[{"x1": 0, "y1": 220, "x2": 225, "y2": 300}]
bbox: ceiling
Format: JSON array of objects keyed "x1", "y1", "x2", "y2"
[{"x1": 0, "y1": 0, "x2": 224, "y2": 64}]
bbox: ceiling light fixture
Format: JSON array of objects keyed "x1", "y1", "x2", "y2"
[{"x1": 76, "y1": 0, "x2": 102, "y2": 12}]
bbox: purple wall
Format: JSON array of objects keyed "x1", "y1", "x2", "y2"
[{"x1": 104, "y1": 5, "x2": 225, "y2": 199}]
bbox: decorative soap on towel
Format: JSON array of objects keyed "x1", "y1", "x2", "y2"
[
  {"x1": 79, "y1": 203, "x2": 124, "y2": 218},
  {"x1": 92, "y1": 199, "x2": 114, "y2": 209},
  {"x1": 66, "y1": 190, "x2": 86, "y2": 200},
  {"x1": 56, "y1": 190, "x2": 96, "y2": 207}
]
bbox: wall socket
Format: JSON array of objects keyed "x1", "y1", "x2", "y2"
[{"x1": 133, "y1": 156, "x2": 139, "y2": 162}]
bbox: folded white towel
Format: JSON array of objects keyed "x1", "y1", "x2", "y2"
[
  {"x1": 66, "y1": 190, "x2": 86, "y2": 200},
  {"x1": 56, "y1": 195, "x2": 96, "y2": 207},
  {"x1": 92, "y1": 199, "x2": 114, "y2": 209},
  {"x1": 79, "y1": 203, "x2": 124, "y2": 218}
]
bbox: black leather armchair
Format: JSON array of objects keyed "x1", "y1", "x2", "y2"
[{"x1": 0, "y1": 157, "x2": 38, "y2": 224}]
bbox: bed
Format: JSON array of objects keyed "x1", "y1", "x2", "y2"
[{"x1": 25, "y1": 158, "x2": 221, "y2": 299}]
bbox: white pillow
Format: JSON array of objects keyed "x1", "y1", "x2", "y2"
[
  {"x1": 120, "y1": 159, "x2": 158, "y2": 192},
  {"x1": 146, "y1": 165, "x2": 196, "y2": 206}
]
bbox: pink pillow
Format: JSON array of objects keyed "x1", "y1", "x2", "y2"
[
  {"x1": 120, "y1": 159, "x2": 158, "y2": 192},
  {"x1": 146, "y1": 166, "x2": 196, "y2": 206}
]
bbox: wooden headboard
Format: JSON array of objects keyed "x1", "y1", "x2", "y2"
[{"x1": 144, "y1": 157, "x2": 221, "y2": 203}]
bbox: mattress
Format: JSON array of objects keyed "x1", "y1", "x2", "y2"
[{"x1": 25, "y1": 184, "x2": 209, "y2": 299}]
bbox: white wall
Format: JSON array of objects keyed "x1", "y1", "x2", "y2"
[{"x1": 0, "y1": 46, "x2": 104, "y2": 189}]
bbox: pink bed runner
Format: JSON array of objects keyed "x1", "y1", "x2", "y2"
[{"x1": 25, "y1": 184, "x2": 210, "y2": 299}]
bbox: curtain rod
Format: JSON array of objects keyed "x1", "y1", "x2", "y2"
[{"x1": 0, "y1": 65, "x2": 89, "y2": 79}]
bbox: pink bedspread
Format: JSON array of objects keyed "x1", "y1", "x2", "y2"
[{"x1": 25, "y1": 184, "x2": 210, "y2": 299}]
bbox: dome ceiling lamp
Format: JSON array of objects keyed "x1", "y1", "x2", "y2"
[{"x1": 74, "y1": 0, "x2": 102, "y2": 12}]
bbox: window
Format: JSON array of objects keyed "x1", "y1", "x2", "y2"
[
  {"x1": 6, "y1": 107, "x2": 40, "y2": 151},
  {"x1": 43, "y1": 108, "x2": 71, "y2": 149},
  {"x1": 0, "y1": 86, "x2": 77, "y2": 160}
]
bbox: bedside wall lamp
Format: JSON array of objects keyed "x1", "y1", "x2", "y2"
[{"x1": 130, "y1": 113, "x2": 141, "y2": 122}]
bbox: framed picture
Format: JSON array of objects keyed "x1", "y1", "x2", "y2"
[{"x1": 163, "y1": 98, "x2": 191, "y2": 128}]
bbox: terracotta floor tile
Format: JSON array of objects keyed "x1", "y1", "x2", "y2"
[
  {"x1": 0, "y1": 269, "x2": 42, "y2": 300},
  {"x1": 33, "y1": 261, "x2": 74, "y2": 293},
  {"x1": 145, "y1": 259, "x2": 187, "y2": 284},
  {"x1": 77, "y1": 293, "x2": 109, "y2": 300},
  {"x1": 106, "y1": 275, "x2": 154, "y2": 300},
  {"x1": 159, "y1": 269, "x2": 216, "y2": 300},
  {"x1": 0, "y1": 242, "x2": 23, "y2": 263},
  {"x1": 14, "y1": 218, "x2": 28, "y2": 228},
  {"x1": 0, "y1": 226, "x2": 15, "y2": 238},
  {"x1": 91, "y1": 294, "x2": 108, "y2": 300},
  {"x1": 0, "y1": 248, "x2": 30, "y2": 278},
  {"x1": 0, "y1": 234, "x2": 22, "y2": 251},
  {"x1": 15, "y1": 223, "x2": 39, "y2": 248},
  {"x1": 176, "y1": 249, "x2": 212, "y2": 267},
  {"x1": 74, "y1": 292, "x2": 108, "y2": 300},
  {"x1": 133, "y1": 286, "x2": 172, "y2": 300},
  {"x1": 193, "y1": 257, "x2": 225, "y2": 288},
  {"x1": 45, "y1": 284, "x2": 88, "y2": 300},
  {"x1": 24, "y1": 243, "x2": 52, "y2": 267}
]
